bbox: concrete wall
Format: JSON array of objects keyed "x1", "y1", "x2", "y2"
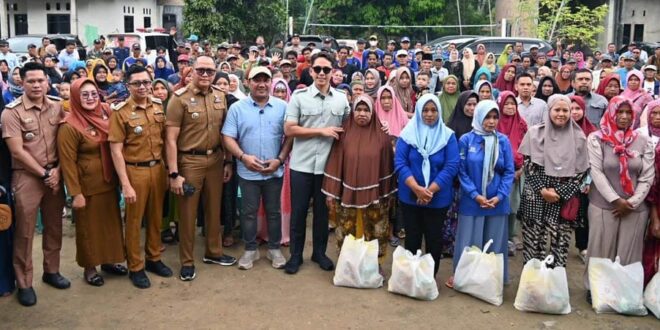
[
  {"x1": 495, "y1": 0, "x2": 539, "y2": 38},
  {"x1": 619, "y1": 0, "x2": 660, "y2": 42}
]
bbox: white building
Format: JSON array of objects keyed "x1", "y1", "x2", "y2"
[
  {"x1": 603, "y1": 0, "x2": 660, "y2": 47},
  {"x1": 0, "y1": 0, "x2": 184, "y2": 45}
]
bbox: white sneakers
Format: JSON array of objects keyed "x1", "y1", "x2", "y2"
[{"x1": 238, "y1": 249, "x2": 286, "y2": 270}]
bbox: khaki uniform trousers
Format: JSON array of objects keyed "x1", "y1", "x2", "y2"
[
  {"x1": 12, "y1": 170, "x2": 65, "y2": 289},
  {"x1": 125, "y1": 162, "x2": 166, "y2": 272},
  {"x1": 178, "y1": 152, "x2": 224, "y2": 266}
]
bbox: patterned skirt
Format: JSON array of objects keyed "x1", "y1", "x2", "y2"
[{"x1": 335, "y1": 199, "x2": 391, "y2": 263}]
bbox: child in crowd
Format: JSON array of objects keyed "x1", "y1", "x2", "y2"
[
  {"x1": 105, "y1": 69, "x2": 129, "y2": 103},
  {"x1": 415, "y1": 71, "x2": 430, "y2": 98},
  {"x1": 57, "y1": 82, "x2": 71, "y2": 112}
]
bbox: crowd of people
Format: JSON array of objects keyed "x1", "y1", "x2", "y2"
[{"x1": 0, "y1": 32, "x2": 659, "y2": 313}]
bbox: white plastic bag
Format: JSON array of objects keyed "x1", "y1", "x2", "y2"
[
  {"x1": 514, "y1": 255, "x2": 571, "y2": 314},
  {"x1": 644, "y1": 271, "x2": 660, "y2": 319},
  {"x1": 333, "y1": 234, "x2": 383, "y2": 288},
  {"x1": 387, "y1": 246, "x2": 439, "y2": 300},
  {"x1": 588, "y1": 256, "x2": 647, "y2": 315},
  {"x1": 454, "y1": 239, "x2": 504, "y2": 306}
]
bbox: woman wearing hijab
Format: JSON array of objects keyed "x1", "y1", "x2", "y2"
[
  {"x1": 621, "y1": 70, "x2": 654, "y2": 128},
  {"x1": 497, "y1": 44, "x2": 513, "y2": 69},
  {"x1": 497, "y1": 91, "x2": 528, "y2": 254},
  {"x1": 228, "y1": 73, "x2": 247, "y2": 100},
  {"x1": 390, "y1": 67, "x2": 416, "y2": 118},
  {"x1": 446, "y1": 100, "x2": 515, "y2": 288},
  {"x1": 154, "y1": 56, "x2": 174, "y2": 80},
  {"x1": 569, "y1": 95, "x2": 598, "y2": 263},
  {"x1": 643, "y1": 99, "x2": 660, "y2": 286},
  {"x1": 174, "y1": 66, "x2": 193, "y2": 91},
  {"x1": 475, "y1": 44, "x2": 487, "y2": 66},
  {"x1": 219, "y1": 61, "x2": 231, "y2": 74},
  {"x1": 395, "y1": 93, "x2": 460, "y2": 276},
  {"x1": 374, "y1": 85, "x2": 409, "y2": 137},
  {"x1": 555, "y1": 65, "x2": 574, "y2": 94},
  {"x1": 473, "y1": 67, "x2": 492, "y2": 88},
  {"x1": 57, "y1": 79, "x2": 126, "y2": 286},
  {"x1": 585, "y1": 96, "x2": 655, "y2": 302},
  {"x1": 461, "y1": 48, "x2": 479, "y2": 91},
  {"x1": 364, "y1": 68, "x2": 381, "y2": 100},
  {"x1": 474, "y1": 80, "x2": 496, "y2": 101},
  {"x1": 481, "y1": 53, "x2": 500, "y2": 83},
  {"x1": 323, "y1": 95, "x2": 396, "y2": 268},
  {"x1": 519, "y1": 94, "x2": 590, "y2": 268},
  {"x1": 438, "y1": 75, "x2": 461, "y2": 123},
  {"x1": 444, "y1": 49, "x2": 465, "y2": 89},
  {"x1": 443, "y1": 91, "x2": 480, "y2": 257},
  {"x1": 595, "y1": 74, "x2": 621, "y2": 102},
  {"x1": 105, "y1": 56, "x2": 119, "y2": 73},
  {"x1": 92, "y1": 63, "x2": 112, "y2": 102},
  {"x1": 535, "y1": 76, "x2": 561, "y2": 103},
  {"x1": 213, "y1": 72, "x2": 230, "y2": 93},
  {"x1": 494, "y1": 63, "x2": 516, "y2": 93},
  {"x1": 574, "y1": 51, "x2": 586, "y2": 69},
  {"x1": 3, "y1": 67, "x2": 23, "y2": 104}
]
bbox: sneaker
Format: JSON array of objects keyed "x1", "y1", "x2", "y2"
[
  {"x1": 579, "y1": 250, "x2": 588, "y2": 264},
  {"x1": 145, "y1": 260, "x2": 173, "y2": 278},
  {"x1": 129, "y1": 270, "x2": 151, "y2": 289},
  {"x1": 179, "y1": 266, "x2": 196, "y2": 281},
  {"x1": 267, "y1": 249, "x2": 286, "y2": 269},
  {"x1": 238, "y1": 250, "x2": 260, "y2": 270},
  {"x1": 203, "y1": 254, "x2": 237, "y2": 266}
]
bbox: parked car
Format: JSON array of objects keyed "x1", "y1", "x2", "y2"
[
  {"x1": 425, "y1": 35, "x2": 479, "y2": 50},
  {"x1": 456, "y1": 37, "x2": 555, "y2": 60},
  {"x1": 285, "y1": 35, "x2": 339, "y2": 50},
  {"x1": 7, "y1": 34, "x2": 86, "y2": 62}
]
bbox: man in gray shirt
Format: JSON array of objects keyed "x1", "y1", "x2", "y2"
[
  {"x1": 283, "y1": 52, "x2": 350, "y2": 274},
  {"x1": 568, "y1": 68, "x2": 608, "y2": 125},
  {"x1": 516, "y1": 73, "x2": 548, "y2": 126}
]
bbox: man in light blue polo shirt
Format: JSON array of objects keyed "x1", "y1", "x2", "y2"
[
  {"x1": 222, "y1": 66, "x2": 292, "y2": 270},
  {"x1": 283, "y1": 52, "x2": 351, "y2": 274}
]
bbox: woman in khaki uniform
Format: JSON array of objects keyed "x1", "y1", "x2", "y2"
[{"x1": 57, "y1": 79, "x2": 126, "y2": 286}]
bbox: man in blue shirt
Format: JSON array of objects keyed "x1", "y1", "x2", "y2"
[
  {"x1": 57, "y1": 40, "x2": 79, "y2": 72},
  {"x1": 617, "y1": 54, "x2": 636, "y2": 88},
  {"x1": 222, "y1": 66, "x2": 292, "y2": 270},
  {"x1": 361, "y1": 35, "x2": 384, "y2": 70},
  {"x1": 113, "y1": 36, "x2": 130, "y2": 67}
]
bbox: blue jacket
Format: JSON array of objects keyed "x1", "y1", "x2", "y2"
[
  {"x1": 361, "y1": 48, "x2": 384, "y2": 70},
  {"x1": 395, "y1": 134, "x2": 460, "y2": 209},
  {"x1": 457, "y1": 132, "x2": 515, "y2": 216}
]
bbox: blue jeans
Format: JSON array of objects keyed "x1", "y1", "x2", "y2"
[{"x1": 239, "y1": 177, "x2": 283, "y2": 250}]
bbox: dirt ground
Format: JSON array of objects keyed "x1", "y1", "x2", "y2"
[{"x1": 0, "y1": 217, "x2": 658, "y2": 329}]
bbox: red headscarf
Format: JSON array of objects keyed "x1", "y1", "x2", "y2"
[
  {"x1": 555, "y1": 65, "x2": 572, "y2": 92},
  {"x1": 174, "y1": 66, "x2": 193, "y2": 91},
  {"x1": 595, "y1": 74, "x2": 620, "y2": 100},
  {"x1": 493, "y1": 63, "x2": 516, "y2": 93},
  {"x1": 65, "y1": 79, "x2": 114, "y2": 182},
  {"x1": 496, "y1": 91, "x2": 527, "y2": 169},
  {"x1": 595, "y1": 96, "x2": 640, "y2": 196},
  {"x1": 569, "y1": 95, "x2": 596, "y2": 136}
]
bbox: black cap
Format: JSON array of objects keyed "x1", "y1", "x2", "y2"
[
  {"x1": 307, "y1": 42, "x2": 316, "y2": 47},
  {"x1": 0, "y1": 39, "x2": 7, "y2": 46},
  {"x1": 323, "y1": 37, "x2": 332, "y2": 43},
  {"x1": 356, "y1": 38, "x2": 366, "y2": 44},
  {"x1": 421, "y1": 53, "x2": 433, "y2": 61},
  {"x1": 27, "y1": 43, "x2": 37, "y2": 49},
  {"x1": 292, "y1": 33, "x2": 300, "y2": 38},
  {"x1": 93, "y1": 39, "x2": 101, "y2": 44},
  {"x1": 118, "y1": 36, "x2": 125, "y2": 41}
]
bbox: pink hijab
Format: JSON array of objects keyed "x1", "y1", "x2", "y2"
[
  {"x1": 374, "y1": 85, "x2": 409, "y2": 137},
  {"x1": 270, "y1": 78, "x2": 291, "y2": 102}
]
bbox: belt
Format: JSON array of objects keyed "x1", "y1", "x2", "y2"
[
  {"x1": 178, "y1": 147, "x2": 220, "y2": 156},
  {"x1": 125, "y1": 160, "x2": 161, "y2": 167},
  {"x1": 45, "y1": 162, "x2": 58, "y2": 169}
]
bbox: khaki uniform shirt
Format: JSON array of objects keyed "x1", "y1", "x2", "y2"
[
  {"x1": 1, "y1": 94, "x2": 65, "y2": 170},
  {"x1": 108, "y1": 96, "x2": 165, "y2": 163},
  {"x1": 166, "y1": 84, "x2": 227, "y2": 152}
]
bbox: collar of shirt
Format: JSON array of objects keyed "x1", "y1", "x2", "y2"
[
  {"x1": 309, "y1": 83, "x2": 334, "y2": 98},
  {"x1": 128, "y1": 96, "x2": 153, "y2": 110},
  {"x1": 248, "y1": 95, "x2": 272, "y2": 110},
  {"x1": 22, "y1": 94, "x2": 51, "y2": 111},
  {"x1": 517, "y1": 96, "x2": 535, "y2": 105},
  {"x1": 190, "y1": 85, "x2": 212, "y2": 96}
]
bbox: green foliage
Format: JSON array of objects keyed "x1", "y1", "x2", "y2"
[{"x1": 536, "y1": 0, "x2": 608, "y2": 48}]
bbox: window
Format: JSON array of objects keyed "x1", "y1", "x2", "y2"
[
  {"x1": 47, "y1": 14, "x2": 71, "y2": 34},
  {"x1": 144, "y1": 17, "x2": 151, "y2": 29},
  {"x1": 14, "y1": 14, "x2": 28, "y2": 35},
  {"x1": 56, "y1": 2, "x2": 61, "y2": 10},
  {"x1": 66, "y1": 2, "x2": 70, "y2": 10},
  {"x1": 622, "y1": 24, "x2": 632, "y2": 46},
  {"x1": 124, "y1": 15, "x2": 134, "y2": 33},
  {"x1": 163, "y1": 13, "x2": 176, "y2": 31},
  {"x1": 46, "y1": 3, "x2": 51, "y2": 10},
  {"x1": 633, "y1": 24, "x2": 644, "y2": 42}
]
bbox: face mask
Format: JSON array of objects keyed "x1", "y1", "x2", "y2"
[{"x1": 369, "y1": 41, "x2": 377, "y2": 47}]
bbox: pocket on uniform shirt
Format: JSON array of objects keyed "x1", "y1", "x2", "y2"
[
  {"x1": 154, "y1": 111, "x2": 165, "y2": 123},
  {"x1": 127, "y1": 118, "x2": 146, "y2": 128},
  {"x1": 301, "y1": 106, "x2": 322, "y2": 117}
]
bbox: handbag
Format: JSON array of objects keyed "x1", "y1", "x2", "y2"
[
  {"x1": 560, "y1": 195, "x2": 579, "y2": 221},
  {"x1": 0, "y1": 204, "x2": 11, "y2": 231}
]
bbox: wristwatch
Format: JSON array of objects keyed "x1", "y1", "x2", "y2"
[{"x1": 168, "y1": 172, "x2": 179, "y2": 179}]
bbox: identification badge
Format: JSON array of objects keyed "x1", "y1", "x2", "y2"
[
  {"x1": 134, "y1": 126, "x2": 143, "y2": 135},
  {"x1": 190, "y1": 98, "x2": 197, "y2": 105},
  {"x1": 191, "y1": 112, "x2": 200, "y2": 119},
  {"x1": 214, "y1": 96, "x2": 221, "y2": 103},
  {"x1": 24, "y1": 132, "x2": 35, "y2": 140},
  {"x1": 129, "y1": 112, "x2": 139, "y2": 120},
  {"x1": 22, "y1": 118, "x2": 33, "y2": 124}
]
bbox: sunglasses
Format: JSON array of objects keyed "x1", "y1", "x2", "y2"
[
  {"x1": 195, "y1": 68, "x2": 216, "y2": 76},
  {"x1": 312, "y1": 66, "x2": 332, "y2": 74}
]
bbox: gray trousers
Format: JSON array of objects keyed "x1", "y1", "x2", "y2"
[{"x1": 239, "y1": 177, "x2": 283, "y2": 250}]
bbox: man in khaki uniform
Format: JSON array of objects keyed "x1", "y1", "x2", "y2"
[
  {"x1": 1, "y1": 62, "x2": 68, "y2": 307},
  {"x1": 108, "y1": 65, "x2": 173, "y2": 289},
  {"x1": 166, "y1": 56, "x2": 237, "y2": 281}
]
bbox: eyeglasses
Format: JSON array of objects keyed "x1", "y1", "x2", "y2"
[
  {"x1": 195, "y1": 68, "x2": 216, "y2": 76},
  {"x1": 127, "y1": 80, "x2": 152, "y2": 87},
  {"x1": 312, "y1": 66, "x2": 332, "y2": 74},
  {"x1": 81, "y1": 92, "x2": 99, "y2": 100}
]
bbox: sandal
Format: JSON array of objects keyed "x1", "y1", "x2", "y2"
[
  {"x1": 389, "y1": 237, "x2": 400, "y2": 247},
  {"x1": 161, "y1": 229, "x2": 175, "y2": 244},
  {"x1": 85, "y1": 273, "x2": 104, "y2": 287},
  {"x1": 223, "y1": 236, "x2": 234, "y2": 247},
  {"x1": 445, "y1": 276, "x2": 454, "y2": 289},
  {"x1": 101, "y1": 264, "x2": 128, "y2": 276}
]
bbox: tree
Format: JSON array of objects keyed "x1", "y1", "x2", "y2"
[
  {"x1": 536, "y1": 0, "x2": 608, "y2": 48},
  {"x1": 183, "y1": 0, "x2": 286, "y2": 43}
]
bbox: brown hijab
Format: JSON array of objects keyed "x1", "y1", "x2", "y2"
[
  {"x1": 65, "y1": 79, "x2": 114, "y2": 182},
  {"x1": 518, "y1": 94, "x2": 589, "y2": 177},
  {"x1": 322, "y1": 95, "x2": 396, "y2": 208}
]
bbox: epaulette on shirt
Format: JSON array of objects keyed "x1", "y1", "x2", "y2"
[
  {"x1": 334, "y1": 88, "x2": 346, "y2": 95},
  {"x1": 5, "y1": 98, "x2": 22, "y2": 109},
  {"x1": 211, "y1": 85, "x2": 223, "y2": 92},
  {"x1": 292, "y1": 87, "x2": 308, "y2": 94},
  {"x1": 46, "y1": 95, "x2": 62, "y2": 102},
  {"x1": 111, "y1": 101, "x2": 127, "y2": 111},
  {"x1": 174, "y1": 86, "x2": 188, "y2": 96},
  {"x1": 151, "y1": 97, "x2": 162, "y2": 104}
]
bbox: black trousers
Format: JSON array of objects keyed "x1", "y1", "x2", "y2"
[
  {"x1": 401, "y1": 202, "x2": 447, "y2": 276},
  {"x1": 289, "y1": 170, "x2": 328, "y2": 261}
]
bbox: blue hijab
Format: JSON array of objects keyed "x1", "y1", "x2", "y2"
[
  {"x1": 471, "y1": 100, "x2": 500, "y2": 195},
  {"x1": 474, "y1": 67, "x2": 492, "y2": 87},
  {"x1": 399, "y1": 93, "x2": 454, "y2": 187},
  {"x1": 154, "y1": 56, "x2": 174, "y2": 80}
]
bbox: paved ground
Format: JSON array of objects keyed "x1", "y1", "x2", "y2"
[{"x1": 0, "y1": 218, "x2": 658, "y2": 329}]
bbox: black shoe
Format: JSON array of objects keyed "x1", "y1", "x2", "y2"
[
  {"x1": 284, "y1": 258, "x2": 303, "y2": 275},
  {"x1": 42, "y1": 273, "x2": 71, "y2": 289},
  {"x1": 203, "y1": 255, "x2": 236, "y2": 266},
  {"x1": 145, "y1": 260, "x2": 173, "y2": 278},
  {"x1": 129, "y1": 270, "x2": 151, "y2": 289},
  {"x1": 586, "y1": 290, "x2": 592, "y2": 305},
  {"x1": 17, "y1": 288, "x2": 37, "y2": 307},
  {"x1": 311, "y1": 254, "x2": 335, "y2": 271},
  {"x1": 85, "y1": 273, "x2": 104, "y2": 287},
  {"x1": 179, "y1": 266, "x2": 196, "y2": 281},
  {"x1": 100, "y1": 264, "x2": 128, "y2": 276},
  {"x1": 161, "y1": 229, "x2": 175, "y2": 244}
]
